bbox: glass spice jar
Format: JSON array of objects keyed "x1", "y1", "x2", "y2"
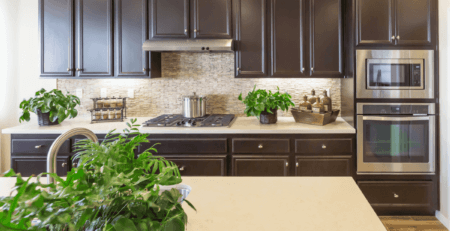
[
  {"x1": 108, "y1": 110, "x2": 115, "y2": 120},
  {"x1": 103, "y1": 99, "x2": 111, "y2": 108},
  {"x1": 117, "y1": 98, "x2": 123, "y2": 108},
  {"x1": 101, "y1": 110, "x2": 109, "y2": 120},
  {"x1": 110, "y1": 98, "x2": 117, "y2": 108},
  {"x1": 115, "y1": 110, "x2": 122, "y2": 119},
  {"x1": 96, "y1": 100, "x2": 103, "y2": 109},
  {"x1": 92, "y1": 111, "x2": 101, "y2": 120}
]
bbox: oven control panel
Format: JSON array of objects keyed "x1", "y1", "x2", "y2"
[{"x1": 362, "y1": 105, "x2": 429, "y2": 115}]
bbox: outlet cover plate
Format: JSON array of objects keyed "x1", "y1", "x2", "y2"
[
  {"x1": 128, "y1": 89, "x2": 134, "y2": 98},
  {"x1": 76, "y1": 89, "x2": 83, "y2": 99},
  {"x1": 101, "y1": 88, "x2": 107, "y2": 98}
]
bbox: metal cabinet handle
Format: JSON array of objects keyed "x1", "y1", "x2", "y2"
[
  {"x1": 67, "y1": 68, "x2": 73, "y2": 72},
  {"x1": 194, "y1": 29, "x2": 198, "y2": 33},
  {"x1": 396, "y1": 35, "x2": 400, "y2": 40},
  {"x1": 296, "y1": 162, "x2": 299, "y2": 167},
  {"x1": 311, "y1": 67, "x2": 314, "y2": 71},
  {"x1": 143, "y1": 68, "x2": 147, "y2": 72},
  {"x1": 394, "y1": 193, "x2": 399, "y2": 198},
  {"x1": 391, "y1": 35, "x2": 395, "y2": 40},
  {"x1": 286, "y1": 162, "x2": 289, "y2": 167},
  {"x1": 258, "y1": 144, "x2": 263, "y2": 149},
  {"x1": 35, "y1": 145, "x2": 42, "y2": 149},
  {"x1": 179, "y1": 166, "x2": 185, "y2": 171},
  {"x1": 237, "y1": 67, "x2": 240, "y2": 72},
  {"x1": 302, "y1": 67, "x2": 305, "y2": 72},
  {"x1": 72, "y1": 163, "x2": 77, "y2": 168},
  {"x1": 322, "y1": 144, "x2": 327, "y2": 149},
  {"x1": 185, "y1": 29, "x2": 188, "y2": 33},
  {"x1": 61, "y1": 163, "x2": 67, "y2": 168},
  {"x1": 76, "y1": 68, "x2": 82, "y2": 71}
]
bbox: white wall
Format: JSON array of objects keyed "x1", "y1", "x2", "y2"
[
  {"x1": 0, "y1": 0, "x2": 56, "y2": 172},
  {"x1": 437, "y1": 0, "x2": 450, "y2": 228}
]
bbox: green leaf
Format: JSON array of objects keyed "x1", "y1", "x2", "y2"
[{"x1": 114, "y1": 217, "x2": 138, "y2": 231}]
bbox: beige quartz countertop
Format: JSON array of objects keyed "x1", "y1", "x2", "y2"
[
  {"x1": 1, "y1": 116, "x2": 355, "y2": 134},
  {"x1": 0, "y1": 177, "x2": 385, "y2": 231}
]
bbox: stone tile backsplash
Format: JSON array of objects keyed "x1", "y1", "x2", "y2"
[{"x1": 57, "y1": 52, "x2": 341, "y2": 117}]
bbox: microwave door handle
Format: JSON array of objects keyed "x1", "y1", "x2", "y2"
[{"x1": 362, "y1": 116, "x2": 431, "y2": 121}]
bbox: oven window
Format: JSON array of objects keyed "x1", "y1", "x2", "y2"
[
  {"x1": 368, "y1": 63, "x2": 422, "y2": 87},
  {"x1": 363, "y1": 120, "x2": 429, "y2": 163}
]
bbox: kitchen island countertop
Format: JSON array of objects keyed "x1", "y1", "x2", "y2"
[
  {"x1": 0, "y1": 177, "x2": 385, "y2": 231},
  {"x1": 1, "y1": 116, "x2": 355, "y2": 134}
]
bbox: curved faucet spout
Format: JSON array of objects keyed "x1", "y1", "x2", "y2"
[{"x1": 47, "y1": 128, "x2": 98, "y2": 184}]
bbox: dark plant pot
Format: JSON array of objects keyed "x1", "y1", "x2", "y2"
[
  {"x1": 259, "y1": 108, "x2": 277, "y2": 124},
  {"x1": 37, "y1": 109, "x2": 59, "y2": 126}
]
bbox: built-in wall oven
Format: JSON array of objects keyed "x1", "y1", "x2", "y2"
[
  {"x1": 357, "y1": 103, "x2": 435, "y2": 174},
  {"x1": 356, "y1": 50, "x2": 434, "y2": 99}
]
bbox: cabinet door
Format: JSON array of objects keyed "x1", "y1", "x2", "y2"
[
  {"x1": 193, "y1": 0, "x2": 232, "y2": 38},
  {"x1": 151, "y1": 0, "x2": 189, "y2": 38},
  {"x1": 115, "y1": 0, "x2": 149, "y2": 78},
  {"x1": 234, "y1": 0, "x2": 267, "y2": 77},
  {"x1": 163, "y1": 155, "x2": 227, "y2": 176},
  {"x1": 269, "y1": 0, "x2": 306, "y2": 77},
  {"x1": 76, "y1": 0, "x2": 114, "y2": 77},
  {"x1": 309, "y1": 0, "x2": 343, "y2": 77},
  {"x1": 39, "y1": 0, "x2": 74, "y2": 77},
  {"x1": 232, "y1": 155, "x2": 289, "y2": 176},
  {"x1": 356, "y1": 0, "x2": 395, "y2": 45},
  {"x1": 295, "y1": 157, "x2": 351, "y2": 176},
  {"x1": 11, "y1": 157, "x2": 69, "y2": 177},
  {"x1": 395, "y1": 0, "x2": 432, "y2": 46}
]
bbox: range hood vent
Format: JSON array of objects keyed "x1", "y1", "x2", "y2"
[{"x1": 142, "y1": 39, "x2": 234, "y2": 52}]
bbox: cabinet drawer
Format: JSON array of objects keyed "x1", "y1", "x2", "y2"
[
  {"x1": 295, "y1": 157, "x2": 351, "y2": 176},
  {"x1": 232, "y1": 155, "x2": 289, "y2": 176},
  {"x1": 163, "y1": 155, "x2": 227, "y2": 176},
  {"x1": 295, "y1": 139, "x2": 352, "y2": 154},
  {"x1": 12, "y1": 139, "x2": 71, "y2": 154},
  {"x1": 357, "y1": 181, "x2": 434, "y2": 215},
  {"x1": 139, "y1": 139, "x2": 227, "y2": 154},
  {"x1": 11, "y1": 157, "x2": 70, "y2": 177},
  {"x1": 232, "y1": 139, "x2": 290, "y2": 154}
]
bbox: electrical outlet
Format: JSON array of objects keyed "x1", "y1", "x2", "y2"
[
  {"x1": 128, "y1": 89, "x2": 134, "y2": 98},
  {"x1": 76, "y1": 89, "x2": 83, "y2": 99},
  {"x1": 101, "y1": 88, "x2": 107, "y2": 98}
]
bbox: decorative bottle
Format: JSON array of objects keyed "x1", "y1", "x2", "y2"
[
  {"x1": 321, "y1": 90, "x2": 332, "y2": 112},
  {"x1": 312, "y1": 97, "x2": 324, "y2": 113},
  {"x1": 307, "y1": 89, "x2": 318, "y2": 104},
  {"x1": 299, "y1": 95, "x2": 312, "y2": 111}
]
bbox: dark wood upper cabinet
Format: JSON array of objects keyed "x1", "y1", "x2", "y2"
[
  {"x1": 193, "y1": 0, "x2": 232, "y2": 38},
  {"x1": 234, "y1": 0, "x2": 267, "y2": 77},
  {"x1": 115, "y1": 0, "x2": 149, "y2": 78},
  {"x1": 395, "y1": 0, "x2": 432, "y2": 46},
  {"x1": 39, "y1": 0, "x2": 74, "y2": 77},
  {"x1": 76, "y1": 0, "x2": 114, "y2": 77},
  {"x1": 270, "y1": 0, "x2": 306, "y2": 77},
  {"x1": 151, "y1": 0, "x2": 190, "y2": 39},
  {"x1": 309, "y1": 0, "x2": 343, "y2": 77},
  {"x1": 356, "y1": 0, "x2": 395, "y2": 45}
]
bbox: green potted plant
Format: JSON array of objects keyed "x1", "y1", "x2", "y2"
[
  {"x1": 238, "y1": 86, "x2": 295, "y2": 124},
  {"x1": 0, "y1": 119, "x2": 195, "y2": 231},
  {"x1": 19, "y1": 88, "x2": 81, "y2": 126}
]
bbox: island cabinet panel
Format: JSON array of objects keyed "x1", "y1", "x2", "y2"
[
  {"x1": 150, "y1": 0, "x2": 190, "y2": 39},
  {"x1": 232, "y1": 138, "x2": 290, "y2": 154},
  {"x1": 12, "y1": 139, "x2": 71, "y2": 155},
  {"x1": 138, "y1": 138, "x2": 228, "y2": 154},
  {"x1": 163, "y1": 155, "x2": 227, "y2": 176},
  {"x1": 357, "y1": 181, "x2": 435, "y2": 215},
  {"x1": 115, "y1": 0, "x2": 150, "y2": 78},
  {"x1": 234, "y1": 0, "x2": 267, "y2": 77},
  {"x1": 193, "y1": 0, "x2": 232, "y2": 39},
  {"x1": 356, "y1": 0, "x2": 395, "y2": 45},
  {"x1": 395, "y1": 0, "x2": 433, "y2": 46},
  {"x1": 295, "y1": 139, "x2": 353, "y2": 155},
  {"x1": 309, "y1": 0, "x2": 343, "y2": 77},
  {"x1": 269, "y1": 0, "x2": 306, "y2": 77},
  {"x1": 295, "y1": 156, "x2": 351, "y2": 176},
  {"x1": 11, "y1": 157, "x2": 70, "y2": 177},
  {"x1": 39, "y1": 0, "x2": 74, "y2": 77},
  {"x1": 75, "y1": 0, "x2": 114, "y2": 77},
  {"x1": 232, "y1": 155, "x2": 289, "y2": 176}
]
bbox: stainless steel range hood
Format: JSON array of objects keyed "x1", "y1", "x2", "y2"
[{"x1": 142, "y1": 39, "x2": 234, "y2": 52}]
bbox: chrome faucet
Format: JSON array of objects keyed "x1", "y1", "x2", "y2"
[{"x1": 47, "y1": 128, "x2": 98, "y2": 184}]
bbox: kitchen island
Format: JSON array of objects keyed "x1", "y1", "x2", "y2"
[{"x1": 0, "y1": 177, "x2": 386, "y2": 231}]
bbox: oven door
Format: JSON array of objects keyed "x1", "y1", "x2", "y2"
[
  {"x1": 356, "y1": 50, "x2": 434, "y2": 99},
  {"x1": 357, "y1": 115, "x2": 435, "y2": 174}
]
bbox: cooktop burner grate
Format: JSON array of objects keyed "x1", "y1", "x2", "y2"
[{"x1": 143, "y1": 114, "x2": 236, "y2": 127}]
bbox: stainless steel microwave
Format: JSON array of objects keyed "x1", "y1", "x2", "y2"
[{"x1": 356, "y1": 50, "x2": 434, "y2": 99}]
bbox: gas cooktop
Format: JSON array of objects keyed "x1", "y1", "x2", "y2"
[{"x1": 142, "y1": 114, "x2": 236, "y2": 127}]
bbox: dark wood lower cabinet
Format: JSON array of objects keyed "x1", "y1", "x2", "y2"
[
  {"x1": 357, "y1": 181, "x2": 434, "y2": 215},
  {"x1": 295, "y1": 156, "x2": 351, "y2": 176},
  {"x1": 163, "y1": 155, "x2": 227, "y2": 176},
  {"x1": 11, "y1": 157, "x2": 70, "y2": 177},
  {"x1": 232, "y1": 155, "x2": 289, "y2": 176}
]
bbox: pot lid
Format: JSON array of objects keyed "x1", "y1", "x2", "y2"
[{"x1": 182, "y1": 92, "x2": 206, "y2": 99}]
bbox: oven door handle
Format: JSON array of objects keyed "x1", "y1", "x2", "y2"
[{"x1": 362, "y1": 116, "x2": 431, "y2": 121}]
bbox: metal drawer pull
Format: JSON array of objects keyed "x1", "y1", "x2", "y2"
[
  {"x1": 322, "y1": 144, "x2": 327, "y2": 149},
  {"x1": 311, "y1": 67, "x2": 314, "y2": 71},
  {"x1": 143, "y1": 68, "x2": 147, "y2": 72},
  {"x1": 296, "y1": 162, "x2": 299, "y2": 167},
  {"x1": 61, "y1": 163, "x2": 67, "y2": 168},
  {"x1": 179, "y1": 166, "x2": 185, "y2": 171},
  {"x1": 258, "y1": 144, "x2": 263, "y2": 149},
  {"x1": 302, "y1": 67, "x2": 305, "y2": 71},
  {"x1": 72, "y1": 163, "x2": 77, "y2": 168},
  {"x1": 194, "y1": 29, "x2": 198, "y2": 33},
  {"x1": 35, "y1": 145, "x2": 43, "y2": 149},
  {"x1": 237, "y1": 67, "x2": 240, "y2": 72},
  {"x1": 286, "y1": 162, "x2": 289, "y2": 167},
  {"x1": 391, "y1": 35, "x2": 395, "y2": 40},
  {"x1": 396, "y1": 35, "x2": 400, "y2": 40},
  {"x1": 394, "y1": 193, "x2": 399, "y2": 198},
  {"x1": 185, "y1": 29, "x2": 188, "y2": 33}
]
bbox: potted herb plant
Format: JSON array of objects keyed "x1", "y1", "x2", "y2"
[
  {"x1": 0, "y1": 119, "x2": 195, "y2": 231},
  {"x1": 19, "y1": 88, "x2": 81, "y2": 126},
  {"x1": 238, "y1": 86, "x2": 295, "y2": 124}
]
